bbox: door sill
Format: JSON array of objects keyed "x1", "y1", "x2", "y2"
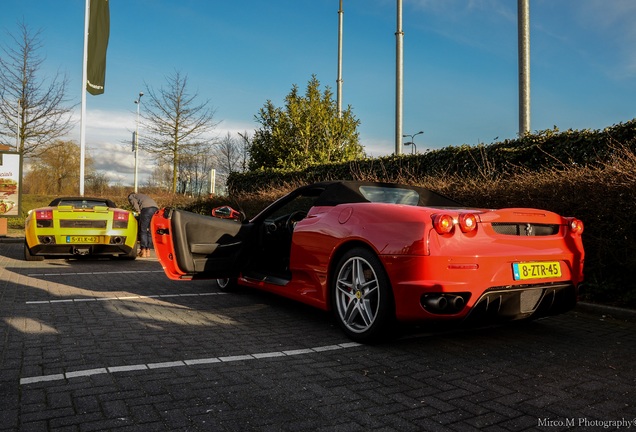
[{"x1": 243, "y1": 270, "x2": 291, "y2": 286}]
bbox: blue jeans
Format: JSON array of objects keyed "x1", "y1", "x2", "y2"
[{"x1": 139, "y1": 207, "x2": 158, "y2": 249}]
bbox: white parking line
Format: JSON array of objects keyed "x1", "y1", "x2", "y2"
[
  {"x1": 19, "y1": 342, "x2": 362, "y2": 385},
  {"x1": 27, "y1": 270, "x2": 165, "y2": 277},
  {"x1": 25, "y1": 292, "x2": 226, "y2": 304}
]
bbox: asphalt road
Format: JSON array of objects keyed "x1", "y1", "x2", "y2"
[{"x1": 1, "y1": 241, "x2": 635, "y2": 431}]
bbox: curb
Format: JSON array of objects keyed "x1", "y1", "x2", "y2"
[
  {"x1": 576, "y1": 301, "x2": 636, "y2": 322},
  {"x1": 0, "y1": 236, "x2": 23, "y2": 244}
]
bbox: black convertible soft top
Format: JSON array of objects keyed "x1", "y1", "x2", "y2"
[
  {"x1": 307, "y1": 181, "x2": 462, "y2": 207},
  {"x1": 48, "y1": 197, "x2": 118, "y2": 208}
]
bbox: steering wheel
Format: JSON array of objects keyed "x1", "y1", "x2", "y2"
[{"x1": 285, "y1": 211, "x2": 307, "y2": 234}]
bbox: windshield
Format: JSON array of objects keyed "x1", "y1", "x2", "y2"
[{"x1": 358, "y1": 185, "x2": 421, "y2": 205}]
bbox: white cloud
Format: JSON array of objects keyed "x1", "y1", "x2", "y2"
[
  {"x1": 66, "y1": 109, "x2": 259, "y2": 186},
  {"x1": 64, "y1": 108, "x2": 150, "y2": 186},
  {"x1": 212, "y1": 119, "x2": 256, "y2": 140}
]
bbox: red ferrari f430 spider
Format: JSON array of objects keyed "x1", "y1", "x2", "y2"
[{"x1": 151, "y1": 181, "x2": 584, "y2": 343}]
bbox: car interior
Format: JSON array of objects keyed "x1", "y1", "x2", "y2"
[{"x1": 244, "y1": 194, "x2": 317, "y2": 282}]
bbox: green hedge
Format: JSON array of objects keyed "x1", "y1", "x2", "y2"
[{"x1": 227, "y1": 119, "x2": 636, "y2": 193}]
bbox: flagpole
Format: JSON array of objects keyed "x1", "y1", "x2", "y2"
[
  {"x1": 395, "y1": 0, "x2": 404, "y2": 155},
  {"x1": 79, "y1": 0, "x2": 89, "y2": 197}
]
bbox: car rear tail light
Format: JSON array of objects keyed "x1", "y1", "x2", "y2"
[
  {"x1": 114, "y1": 211, "x2": 129, "y2": 221},
  {"x1": 36, "y1": 210, "x2": 52, "y2": 220},
  {"x1": 568, "y1": 218, "x2": 584, "y2": 236},
  {"x1": 433, "y1": 213, "x2": 478, "y2": 235},
  {"x1": 458, "y1": 213, "x2": 477, "y2": 233},
  {"x1": 35, "y1": 209, "x2": 53, "y2": 228},
  {"x1": 432, "y1": 214, "x2": 455, "y2": 234},
  {"x1": 113, "y1": 211, "x2": 129, "y2": 229}
]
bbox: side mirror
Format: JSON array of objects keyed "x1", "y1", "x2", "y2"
[{"x1": 211, "y1": 206, "x2": 244, "y2": 222}]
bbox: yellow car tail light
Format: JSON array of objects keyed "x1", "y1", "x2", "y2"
[
  {"x1": 113, "y1": 210, "x2": 130, "y2": 229},
  {"x1": 36, "y1": 209, "x2": 53, "y2": 228}
]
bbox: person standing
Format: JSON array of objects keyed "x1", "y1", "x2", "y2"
[{"x1": 127, "y1": 192, "x2": 159, "y2": 258}]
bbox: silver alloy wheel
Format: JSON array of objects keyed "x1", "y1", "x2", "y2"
[{"x1": 334, "y1": 255, "x2": 380, "y2": 334}]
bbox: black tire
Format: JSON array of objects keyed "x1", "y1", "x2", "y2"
[
  {"x1": 331, "y1": 247, "x2": 395, "y2": 343},
  {"x1": 216, "y1": 278, "x2": 237, "y2": 291},
  {"x1": 24, "y1": 242, "x2": 44, "y2": 262},
  {"x1": 122, "y1": 242, "x2": 139, "y2": 260}
]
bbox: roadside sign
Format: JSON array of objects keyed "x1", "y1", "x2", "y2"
[{"x1": 0, "y1": 151, "x2": 22, "y2": 218}]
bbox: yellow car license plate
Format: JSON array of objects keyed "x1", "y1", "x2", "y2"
[
  {"x1": 513, "y1": 261, "x2": 561, "y2": 280},
  {"x1": 66, "y1": 236, "x2": 99, "y2": 244}
]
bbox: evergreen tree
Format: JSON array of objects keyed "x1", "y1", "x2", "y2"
[{"x1": 249, "y1": 75, "x2": 364, "y2": 170}]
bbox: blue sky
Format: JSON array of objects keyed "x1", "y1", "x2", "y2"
[{"x1": 2, "y1": 0, "x2": 636, "y2": 184}]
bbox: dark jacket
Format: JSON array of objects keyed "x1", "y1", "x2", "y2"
[{"x1": 127, "y1": 193, "x2": 158, "y2": 213}]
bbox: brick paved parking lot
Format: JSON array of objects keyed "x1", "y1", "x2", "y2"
[{"x1": 1, "y1": 240, "x2": 635, "y2": 431}]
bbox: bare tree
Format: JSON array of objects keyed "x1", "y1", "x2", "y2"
[
  {"x1": 178, "y1": 147, "x2": 215, "y2": 196},
  {"x1": 23, "y1": 140, "x2": 93, "y2": 195},
  {"x1": 0, "y1": 21, "x2": 74, "y2": 157},
  {"x1": 85, "y1": 171, "x2": 110, "y2": 196},
  {"x1": 210, "y1": 132, "x2": 251, "y2": 194},
  {"x1": 214, "y1": 133, "x2": 242, "y2": 177},
  {"x1": 140, "y1": 71, "x2": 218, "y2": 193},
  {"x1": 145, "y1": 164, "x2": 172, "y2": 190}
]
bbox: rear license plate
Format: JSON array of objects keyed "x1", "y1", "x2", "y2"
[
  {"x1": 66, "y1": 236, "x2": 99, "y2": 244},
  {"x1": 513, "y1": 261, "x2": 561, "y2": 280}
]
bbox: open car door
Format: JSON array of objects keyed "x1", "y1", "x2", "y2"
[{"x1": 151, "y1": 208, "x2": 251, "y2": 280}]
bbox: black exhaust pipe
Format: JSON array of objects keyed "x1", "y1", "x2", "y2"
[
  {"x1": 424, "y1": 295, "x2": 448, "y2": 311},
  {"x1": 422, "y1": 294, "x2": 467, "y2": 314},
  {"x1": 448, "y1": 295, "x2": 465, "y2": 311}
]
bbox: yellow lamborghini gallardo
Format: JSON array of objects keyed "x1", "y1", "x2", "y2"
[{"x1": 24, "y1": 197, "x2": 138, "y2": 261}]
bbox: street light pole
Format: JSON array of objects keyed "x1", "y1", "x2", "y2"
[
  {"x1": 395, "y1": 0, "x2": 404, "y2": 155},
  {"x1": 133, "y1": 91, "x2": 143, "y2": 193},
  {"x1": 16, "y1": 98, "x2": 21, "y2": 151},
  {"x1": 518, "y1": 0, "x2": 531, "y2": 136},
  {"x1": 402, "y1": 131, "x2": 423, "y2": 155},
  {"x1": 403, "y1": 141, "x2": 417, "y2": 154},
  {"x1": 336, "y1": 0, "x2": 344, "y2": 119}
]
